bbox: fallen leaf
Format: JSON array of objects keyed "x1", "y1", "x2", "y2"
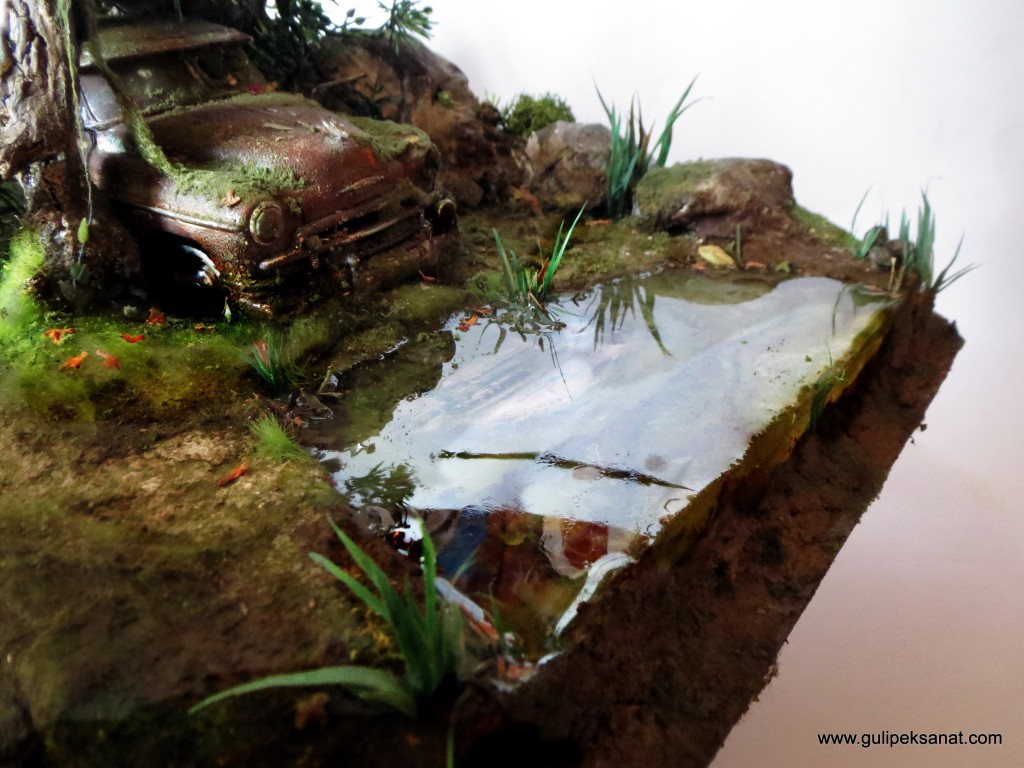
[
  {"x1": 95, "y1": 349, "x2": 121, "y2": 369},
  {"x1": 43, "y1": 327, "x2": 75, "y2": 344},
  {"x1": 145, "y1": 307, "x2": 165, "y2": 324},
  {"x1": 59, "y1": 351, "x2": 88, "y2": 370},
  {"x1": 217, "y1": 462, "x2": 249, "y2": 488},
  {"x1": 697, "y1": 244, "x2": 737, "y2": 268},
  {"x1": 120, "y1": 333, "x2": 145, "y2": 343}
]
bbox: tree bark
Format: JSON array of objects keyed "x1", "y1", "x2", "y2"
[
  {"x1": 0, "y1": 0, "x2": 80, "y2": 180},
  {"x1": 0, "y1": 0, "x2": 139, "y2": 305}
]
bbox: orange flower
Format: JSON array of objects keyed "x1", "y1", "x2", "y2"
[
  {"x1": 43, "y1": 327, "x2": 75, "y2": 344},
  {"x1": 58, "y1": 351, "x2": 88, "y2": 370},
  {"x1": 120, "y1": 333, "x2": 145, "y2": 343},
  {"x1": 217, "y1": 462, "x2": 249, "y2": 487},
  {"x1": 95, "y1": 349, "x2": 121, "y2": 369}
]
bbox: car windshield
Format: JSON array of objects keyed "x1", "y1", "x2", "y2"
[{"x1": 81, "y1": 44, "x2": 263, "y2": 128}]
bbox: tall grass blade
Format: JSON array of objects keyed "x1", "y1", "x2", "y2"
[
  {"x1": 650, "y1": 76, "x2": 699, "y2": 168},
  {"x1": 188, "y1": 665, "x2": 416, "y2": 718}
]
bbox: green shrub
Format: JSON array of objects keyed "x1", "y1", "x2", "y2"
[{"x1": 502, "y1": 92, "x2": 575, "y2": 137}]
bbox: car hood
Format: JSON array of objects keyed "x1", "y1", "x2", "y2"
[{"x1": 120, "y1": 94, "x2": 437, "y2": 226}]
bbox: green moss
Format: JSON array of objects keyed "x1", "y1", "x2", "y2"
[
  {"x1": 174, "y1": 162, "x2": 305, "y2": 210},
  {"x1": 634, "y1": 160, "x2": 717, "y2": 208},
  {"x1": 0, "y1": 228, "x2": 46, "y2": 349},
  {"x1": 347, "y1": 116, "x2": 431, "y2": 161},
  {"x1": 790, "y1": 204, "x2": 859, "y2": 250}
]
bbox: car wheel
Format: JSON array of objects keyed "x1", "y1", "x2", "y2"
[{"x1": 145, "y1": 241, "x2": 227, "y2": 319}]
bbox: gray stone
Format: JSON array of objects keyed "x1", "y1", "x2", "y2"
[
  {"x1": 522, "y1": 121, "x2": 611, "y2": 213},
  {"x1": 633, "y1": 158, "x2": 795, "y2": 238}
]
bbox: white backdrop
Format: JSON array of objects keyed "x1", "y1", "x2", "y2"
[{"x1": 347, "y1": 2, "x2": 1024, "y2": 765}]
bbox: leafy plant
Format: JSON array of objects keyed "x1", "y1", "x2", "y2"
[
  {"x1": 597, "y1": 78, "x2": 699, "y2": 218},
  {"x1": 492, "y1": 206, "x2": 585, "y2": 312},
  {"x1": 852, "y1": 190, "x2": 975, "y2": 293},
  {"x1": 243, "y1": 334, "x2": 298, "y2": 395},
  {"x1": 189, "y1": 520, "x2": 464, "y2": 719},
  {"x1": 501, "y1": 92, "x2": 575, "y2": 137},
  {"x1": 378, "y1": 0, "x2": 435, "y2": 53},
  {"x1": 248, "y1": 0, "x2": 338, "y2": 92},
  {"x1": 249, "y1": 414, "x2": 310, "y2": 462}
]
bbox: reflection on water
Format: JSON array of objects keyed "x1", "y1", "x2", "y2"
[{"x1": 317, "y1": 272, "x2": 889, "y2": 653}]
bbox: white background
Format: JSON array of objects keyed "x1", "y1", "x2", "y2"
[{"x1": 351, "y1": 2, "x2": 1024, "y2": 765}]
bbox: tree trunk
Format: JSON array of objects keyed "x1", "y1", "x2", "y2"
[
  {"x1": 0, "y1": 0, "x2": 138, "y2": 306},
  {"x1": 0, "y1": 0, "x2": 79, "y2": 180}
]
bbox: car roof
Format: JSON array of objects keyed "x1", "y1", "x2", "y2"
[{"x1": 80, "y1": 19, "x2": 250, "y2": 67}]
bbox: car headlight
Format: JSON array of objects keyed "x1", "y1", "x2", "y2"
[{"x1": 249, "y1": 202, "x2": 285, "y2": 244}]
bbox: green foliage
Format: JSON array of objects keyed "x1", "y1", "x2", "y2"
[
  {"x1": 501, "y1": 92, "x2": 575, "y2": 137},
  {"x1": 0, "y1": 229, "x2": 46, "y2": 354},
  {"x1": 248, "y1": 0, "x2": 338, "y2": 92},
  {"x1": 492, "y1": 206, "x2": 585, "y2": 312},
  {"x1": 598, "y1": 78, "x2": 699, "y2": 219},
  {"x1": 249, "y1": 415, "x2": 310, "y2": 462},
  {"x1": 852, "y1": 190, "x2": 975, "y2": 293},
  {"x1": 242, "y1": 334, "x2": 299, "y2": 395},
  {"x1": 378, "y1": 0, "x2": 435, "y2": 53},
  {"x1": 190, "y1": 520, "x2": 464, "y2": 719}
]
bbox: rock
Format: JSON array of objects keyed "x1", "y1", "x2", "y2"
[
  {"x1": 314, "y1": 37, "x2": 522, "y2": 208},
  {"x1": 522, "y1": 121, "x2": 611, "y2": 213},
  {"x1": 633, "y1": 158, "x2": 795, "y2": 238}
]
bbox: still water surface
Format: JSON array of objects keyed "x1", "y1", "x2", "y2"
[{"x1": 319, "y1": 273, "x2": 888, "y2": 651}]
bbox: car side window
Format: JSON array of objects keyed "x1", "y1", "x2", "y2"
[{"x1": 187, "y1": 45, "x2": 262, "y2": 95}]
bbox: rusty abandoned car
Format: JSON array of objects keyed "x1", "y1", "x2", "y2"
[{"x1": 78, "y1": 20, "x2": 457, "y2": 316}]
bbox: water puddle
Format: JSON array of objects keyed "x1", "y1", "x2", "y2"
[{"x1": 317, "y1": 272, "x2": 890, "y2": 657}]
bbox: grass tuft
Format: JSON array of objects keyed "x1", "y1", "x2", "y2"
[
  {"x1": 249, "y1": 415, "x2": 310, "y2": 462},
  {"x1": 189, "y1": 520, "x2": 464, "y2": 719},
  {"x1": 242, "y1": 334, "x2": 299, "y2": 395},
  {"x1": 597, "y1": 78, "x2": 699, "y2": 219},
  {"x1": 492, "y1": 206, "x2": 585, "y2": 310},
  {"x1": 852, "y1": 190, "x2": 975, "y2": 293}
]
